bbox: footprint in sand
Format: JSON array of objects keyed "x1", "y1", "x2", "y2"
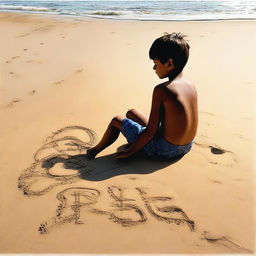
[
  {"x1": 23, "y1": 25, "x2": 54, "y2": 36},
  {"x1": 195, "y1": 142, "x2": 232, "y2": 155},
  {"x1": 201, "y1": 231, "x2": 253, "y2": 253},
  {"x1": 60, "y1": 33, "x2": 67, "y2": 39},
  {"x1": 9, "y1": 71, "x2": 20, "y2": 78},
  {"x1": 5, "y1": 56, "x2": 20, "y2": 63},
  {"x1": 29, "y1": 90, "x2": 36, "y2": 95},
  {"x1": 193, "y1": 142, "x2": 238, "y2": 167},
  {"x1": 209, "y1": 146, "x2": 227, "y2": 155},
  {"x1": 54, "y1": 80, "x2": 65, "y2": 85},
  {"x1": 5, "y1": 98, "x2": 21, "y2": 108},
  {"x1": 76, "y1": 69, "x2": 83, "y2": 73},
  {"x1": 210, "y1": 180, "x2": 223, "y2": 184},
  {"x1": 11, "y1": 56, "x2": 20, "y2": 59}
]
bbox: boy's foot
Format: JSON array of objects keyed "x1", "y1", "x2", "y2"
[{"x1": 87, "y1": 147, "x2": 99, "y2": 159}]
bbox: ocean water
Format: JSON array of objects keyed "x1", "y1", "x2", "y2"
[{"x1": 0, "y1": 0, "x2": 256, "y2": 21}]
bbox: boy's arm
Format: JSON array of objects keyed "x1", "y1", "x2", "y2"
[{"x1": 116, "y1": 85, "x2": 163, "y2": 159}]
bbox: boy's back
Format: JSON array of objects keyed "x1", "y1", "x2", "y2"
[{"x1": 158, "y1": 74, "x2": 198, "y2": 145}]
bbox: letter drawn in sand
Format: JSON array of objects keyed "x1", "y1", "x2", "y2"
[
  {"x1": 40, "y1": 186, "x2": 147, "y2": 233},
  {"x1": 18, "y1": 126, "x2": 96, "y2": 196},
  {"x1": 38, "y1": 186, "x2": 196, "y2": 234},
  {"x1": 38, "y1": 187, "x2": 100, "y2": 234},
  {"x1": 136, "y1": 187, "x2": 195, "y2": 231},
  {"x1": 91, "y1": 186, "x2": 147, "y2": 227}
]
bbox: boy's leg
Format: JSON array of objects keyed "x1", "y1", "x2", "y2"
[
  {"x1": 87, "y1": 115, "x2": 124, "y2": 159},
  {"x1": 126, "y1": 109, "x2": 149, "y2": 126}
]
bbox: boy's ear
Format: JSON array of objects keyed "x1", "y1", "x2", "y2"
[{"x1": 167, "y1": 58, "x2": 175, "y2": 70}]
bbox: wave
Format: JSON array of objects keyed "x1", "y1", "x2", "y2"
[
  {"x1": 89, "y1": 11, "x2": 122, "y2": 16},
  {"x1": 0, "y1": 1, "x2": 255, "y2": 21},
  {"x1": 0, "y1": 5, "x2": 55, "y2": 12}
]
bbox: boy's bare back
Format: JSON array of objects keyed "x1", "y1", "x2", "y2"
[{"x1": 157, "y1": 74, "x2": 198, "y2": 145}]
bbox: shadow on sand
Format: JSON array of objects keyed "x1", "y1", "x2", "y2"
[{"x1": 42, "y1": 145, "x2": 183, "y2": 182}]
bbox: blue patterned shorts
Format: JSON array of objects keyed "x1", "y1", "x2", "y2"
[{"x1": 121, "y1": 118, "x2": 192, "y2": 160}]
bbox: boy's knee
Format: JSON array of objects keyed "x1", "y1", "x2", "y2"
[
  {"x1": 113, "y1": 115, "x2": 123, "y2": 121},
  {"x1": 126, "y1": 108, "x2": 137, "y2": 118},
  {"x1": 111, "y1": 115, "x2": 123, "y2": 124}
]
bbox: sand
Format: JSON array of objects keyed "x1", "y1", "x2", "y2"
[{"x1": 0, "y1": 12, "x2": 255, "y2": 254}]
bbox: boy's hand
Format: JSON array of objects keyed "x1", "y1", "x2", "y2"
[{"x1": 115, "y1": 149, "x2": 131, "y2": 159}]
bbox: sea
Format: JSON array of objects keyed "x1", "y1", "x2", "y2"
[{"x1": 0, "y1": 0, "x2": 256, "y2": 21}]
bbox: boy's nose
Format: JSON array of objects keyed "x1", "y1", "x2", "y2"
[{"x1": 153, "y1": 65, "x2": 156, "y2": 70}]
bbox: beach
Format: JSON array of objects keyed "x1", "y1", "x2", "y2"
[{"x1": 0, "y1": 12, "x2": 255, "y2": 253}]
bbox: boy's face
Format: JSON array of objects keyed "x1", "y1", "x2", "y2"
[{"x1": 153, "y1": 59, "x2": 174, "y2": 79}]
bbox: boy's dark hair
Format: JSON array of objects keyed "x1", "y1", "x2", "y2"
[{"x1": 149, "y1": 32, "x2": 190, "y2": 78}]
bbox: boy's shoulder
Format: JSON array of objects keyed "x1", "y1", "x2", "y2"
[
  {"x1": 154, "y1": 77, "x2": 196, "y2": 100},
  {"x1": 158, "y1": 77, "x2": 194, "y2": 89},
  {"x1": 153, "y1": 82, "x2": 178, "y2": 102}
]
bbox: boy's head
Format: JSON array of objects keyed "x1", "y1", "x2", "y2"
[{"x1": 149, "y1": 32, "x2": 190, "y2": 79}]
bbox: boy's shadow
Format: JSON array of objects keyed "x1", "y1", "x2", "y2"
[{"x1": 42, "y1": 145, "x2": 183, "y2": 181}]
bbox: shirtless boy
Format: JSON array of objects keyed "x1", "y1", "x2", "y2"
[{"x1": 87, "y1": 32, "x2": 198, "y2": 160}]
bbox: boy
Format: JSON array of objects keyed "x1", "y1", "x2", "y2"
[{"x1": 87, "y1": 32, "x2": 198, "y2": 160}]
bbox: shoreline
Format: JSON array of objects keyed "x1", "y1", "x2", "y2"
[{"x1": 1, "y1": 10, "x2": 256, "y2": 23}]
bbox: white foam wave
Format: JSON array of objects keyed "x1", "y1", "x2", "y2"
[
  {"x1": 0, "y1": 1, "x2": 255, "y2": 21},
  {"x1": 0, "y1": 5, "x2": 53, "y2": 12}
]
